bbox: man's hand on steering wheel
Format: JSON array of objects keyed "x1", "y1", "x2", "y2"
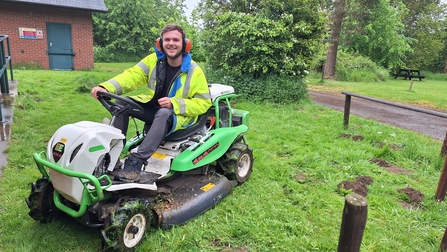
[
  {"x1": 91, "y1": 86, "x2": 108, "y2": 99},
  {"x1": 95, "y1": 90, "x2": 144, "y2": 117}
]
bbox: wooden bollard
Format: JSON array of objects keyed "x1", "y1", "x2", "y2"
[
  {"x1": 435, "y1": 154, "x2": 447, "y2": 201},
  {"x1": 440, "y1": 131, "x2": 447, "y2": 157},
  {"x1": 343, "y1": 94, "x2": 352, "y2": 129},
  {"x1": 440, "y1": 226, "x2": 447, "y2": 251},
  {"x1": 338, "y1": 193, "x2": 368, "y2": 252}
]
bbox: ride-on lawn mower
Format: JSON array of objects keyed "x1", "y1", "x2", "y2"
[{"x1": 25, "y1": 83, "x2": 253, "y2": 251}]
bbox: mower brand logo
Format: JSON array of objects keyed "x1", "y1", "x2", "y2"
[
  {"x1": 193, "y1": 143, "x2": 219, "y2": 165},
  {"x1": 52, "y1": 142, "x2": 65, "y2": 163}
]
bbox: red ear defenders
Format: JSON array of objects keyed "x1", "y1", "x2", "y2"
[{"x1": 156, "y1": 37, "x2": 192, "y2": 53}]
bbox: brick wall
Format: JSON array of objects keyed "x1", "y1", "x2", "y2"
[{"x1": 0, "y1": 2, "x2": 95, "y2": 70}]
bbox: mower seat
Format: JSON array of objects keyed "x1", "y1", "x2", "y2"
[{"x1": 144, "y1": 112, "x2": 208, "y2": 142}]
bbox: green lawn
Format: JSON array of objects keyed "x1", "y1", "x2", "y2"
[
  {"x1": 307, "y1": 75, "x2": 447, "y2": 112},
  {"x1": 0, "y1": 66, "x2": 446, "y2": 251}
]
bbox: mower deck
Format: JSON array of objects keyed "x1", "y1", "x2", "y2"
[{"x1": 153, "y1": 172, "x2": 237, "y2": 229}]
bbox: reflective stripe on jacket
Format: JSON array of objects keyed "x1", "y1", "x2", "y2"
[{"x1": 99, "y1": 48, "x2": 211, "y2": 133}]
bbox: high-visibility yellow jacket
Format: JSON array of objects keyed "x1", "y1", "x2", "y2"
[{"x1": 99, "y1": 49, "x2": 212, "y2": 133}]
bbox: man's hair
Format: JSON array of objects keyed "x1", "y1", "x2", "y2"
[{"x1": 161, "y1": 24, "x2": 186, "y2": 39}]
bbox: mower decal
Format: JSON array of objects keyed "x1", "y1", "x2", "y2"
[
  {"x1": 152, "y1": 152, "x2": 168, "y2": 160},
  {"x1": 200, "y1": 183, "x2": 215, "y2": 192},
  {"x1": 89, "y1": 145, "x2": 105, "y2": 153},
  {"x1": 193, "y1": 142, "x2": 219, "y2": 165},
  {"x1": 52, "y1": 142, "x2": 65, "y2": 162},
  {"x1": 60, "y1": 137, "x2": 68, "y2": 143}
]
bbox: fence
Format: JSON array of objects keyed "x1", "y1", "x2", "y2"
[
  {"x1": 0, "y1": 34, "x2": 13, "y2": 121},
  {"x1": 342, "y1": 91, "x2": 447, "y2": 128},
  {"x1": 0, "y1": 34, "x2": 12, "y2": 94},
  {"x1": 342, "y1": 90, "x2": 447, "y2": 158}
]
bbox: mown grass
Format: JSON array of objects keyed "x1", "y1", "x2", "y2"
[
  {"x1": 0, "y1": 65, "x2": 446, "y2": 251},
  {"x1": 307, "y1": 73, "x2": 447, "y2": 112}
]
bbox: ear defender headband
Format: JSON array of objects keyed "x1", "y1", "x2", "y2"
[{"x1": 156, "y1": 37, "x2": 192, "y2": 53}]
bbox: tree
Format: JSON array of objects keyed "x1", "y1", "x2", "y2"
[
  {"x1": 441, "y1": 13, "x2": 447, "y2": 72},
  {"x1": 323, "y1": 0, "x2": 346, "y2": 78},
  {"x1": 341, "y1": 0, "x2": 412, "y2": 69},
  {"x1": 400, "y1": 0, "x2": 446, "y2": 71},
  {"x1": 196, "y1": 0, "x2": 327, "y2": 78},
  {"x1": 93, "y1": 0, "x2": 185, "y2": 60}
]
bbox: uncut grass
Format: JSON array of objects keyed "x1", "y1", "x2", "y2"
[{"x1": 0, "y1": 68, "x2": 446, "y2": 251}]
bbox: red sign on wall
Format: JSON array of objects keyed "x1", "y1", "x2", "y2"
[{"x1": 19, "y1": 27, "x2": 44, "y2": 39}]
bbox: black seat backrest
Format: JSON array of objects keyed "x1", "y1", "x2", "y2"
[
  {"x1": 144, "y1": 112, "x2": 209, "y2": 142},
  {"x1": 164, "y1": 113, "x2": 208, "y2": 141}
]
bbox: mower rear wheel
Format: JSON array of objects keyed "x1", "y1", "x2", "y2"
[
  {"x1": 25, "y1": 177, "x2": 60, "y2": 223},
  {"x1": 102, "y1": 198, "x2": 152, "y2": 251}
]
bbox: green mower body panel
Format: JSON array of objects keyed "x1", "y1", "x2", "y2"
[{"x1": 171, "y1": 125, "x2": 248, "y2": 171}]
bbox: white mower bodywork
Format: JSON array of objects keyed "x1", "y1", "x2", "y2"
[{"x1": 47, "y1": 121, "x2": 124, "y2": 204}]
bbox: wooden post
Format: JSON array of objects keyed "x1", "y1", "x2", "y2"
[
  {"x1": 409, "y1": 79, "x2": 414, "y2": 91},
  {"x1": 440, "y1": 131, "x2": 447, "y2": 157},
  {"x1": 435, "y1": 154, "x2": 447, "y2": 201},
  {"x1": 440, "y1": 226, "x2": 447, "y2": 251},
  {"x1": 338, "y1": 193, "x2": 368, "y2": 252},
  {"x1": 343, "y1": 94, "x2": 352, "y2": 128}
]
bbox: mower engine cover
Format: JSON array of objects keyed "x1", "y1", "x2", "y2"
[{"x1": 46, "y1": 121, "x2": 124, "y2": 204}]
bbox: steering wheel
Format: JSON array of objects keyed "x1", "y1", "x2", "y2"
[{"x1": 97, "y1": 91, "x2": 144, "y2": 117}]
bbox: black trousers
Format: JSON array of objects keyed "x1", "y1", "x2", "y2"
[{"x1": 113, "y1": 99, "x2": 173, "y2": 161}]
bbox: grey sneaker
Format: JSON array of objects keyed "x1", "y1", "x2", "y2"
[
  {"x1": 114, "y1": 155, "x2": 147, "y2": 182},
  {"x1": 114, "y1": 159, "x2": 123, "y2": 170}
]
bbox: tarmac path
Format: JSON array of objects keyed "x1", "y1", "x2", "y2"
[{"x1": 309, "y1": 90, "x2": 447, "y2": 141}]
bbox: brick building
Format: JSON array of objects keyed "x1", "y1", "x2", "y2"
[{"x1": 0, "y1": 0, "x2": 107, "y2": 70}]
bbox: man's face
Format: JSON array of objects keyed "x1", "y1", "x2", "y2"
[{"x1": 162, "y1": 30, "x2": 183, "y2": 60}]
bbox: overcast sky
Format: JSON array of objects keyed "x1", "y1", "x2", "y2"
[{"x1": 184, "y1": 0, "x2": 199, "y2": 17}]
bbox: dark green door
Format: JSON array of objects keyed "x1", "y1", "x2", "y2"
[{"x1": 46, "y1": 23, "x2": 74, "y2": 70}]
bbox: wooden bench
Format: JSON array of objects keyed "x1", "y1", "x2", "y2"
[{"x1": 394, "y1": 68, "x2": 425, "y2": 81}]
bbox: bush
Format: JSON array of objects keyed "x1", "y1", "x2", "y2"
[
  {"x1": 335, "y1": 51, "x2": 389, "y2": 82},
  {"x1": 206, "y1": 69, "x2": 308, "y2": 104},
  {"x1": 422, "y1": 71, "x2": 447, "y2": 81}
]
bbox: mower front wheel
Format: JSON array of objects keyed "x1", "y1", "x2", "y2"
[
  {"x1": 25, "y1": 177, "x2": 60, "y2": 223},
  {"x1": 102, "y1": 198, "x2": 153, "y2": 251},
  {"x1": 235, "y1": 148, "x2": 253, "y2": 183}
]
